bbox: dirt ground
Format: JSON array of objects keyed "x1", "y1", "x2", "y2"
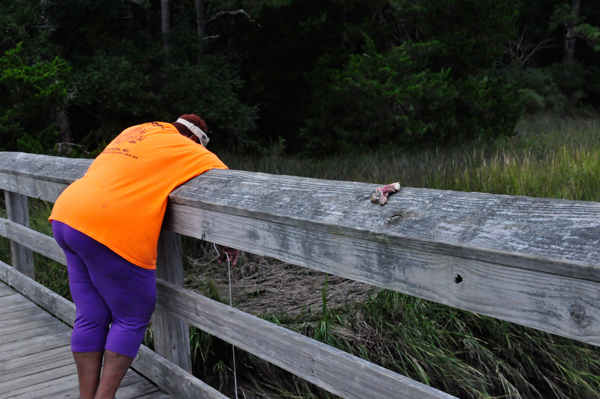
[{"x1": 184, "y1": 247, "x2": 375, "y2": 319}]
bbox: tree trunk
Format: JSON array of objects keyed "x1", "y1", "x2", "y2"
[
  {"x1": 161, "y1": 0, "x2": 170, "y2": 50},
  {"x1": 565, "y1": 0, "x2": 581, "y2": 63},
  {"x1": 195, "y1": 0, "x2": 207, "y2": 37}
]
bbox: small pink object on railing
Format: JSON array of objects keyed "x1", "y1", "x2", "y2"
[{"x1": 370, "y1": 182, "x2": 401, "y2": 206}]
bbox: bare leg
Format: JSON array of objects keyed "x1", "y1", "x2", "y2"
[
  {"x1": 94, "y1": 349, "x2": 134, "y2": 399},
  {"x1": 72, "y1": 351, "x2": 103, "y2": 399}
]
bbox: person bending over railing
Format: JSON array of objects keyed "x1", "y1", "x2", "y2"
[{"x1": 49, "y1": 114, "x2": 238, "y2": 399}]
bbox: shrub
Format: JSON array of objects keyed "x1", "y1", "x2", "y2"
[
  {"x1": 0, "y1": 43, "x2": 71, "y2": 153},
  {"x1": 303, "y1": 38, "x2": 523, "y2": 153}
]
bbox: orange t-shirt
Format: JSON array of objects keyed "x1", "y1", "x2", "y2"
[{"x1": 49, "y1": 122, "x2": 227, "y2": 269}]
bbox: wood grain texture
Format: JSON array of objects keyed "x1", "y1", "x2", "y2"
[
  {"x1": 1, "y1": 374, "x2": 79, "y2": 399},
  {"x1": 0, "y1": 363, "x2": 78, "y2": 395},
  {"x1": 156, "y1": 279, "x2": 456, "y2": 399},
  {"x1": 0, "y1": 333, "x2": 71, "y2": 363},
  {"x1": 0, "y1": 217, "x2": 66, "y2": 264},
  {"x1": 151, "y1": 230, "x2": 192, "y2": 373},
  {"x1": 2, "y1": 151, "x2": 600, "y2": 281},
  {"x1": 4, "y1": 191, "x2": 34, "y2": 278},
  {"x1": 165, "y1": 205, "x2": 600, "y2": 346},
  {"x1": 0, "y1": 260, "x2": 75, "y2": 326},
  {"x1": 0, "y1": 347, "x2": 73, "y2": 383},
  {"x1": 132, "y1": 346, "x2": 227, "y2": 399}
]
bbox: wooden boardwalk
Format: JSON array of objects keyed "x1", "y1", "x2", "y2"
[{"x1": 0, "y1": 282, "x2": 169, "y2": 399}]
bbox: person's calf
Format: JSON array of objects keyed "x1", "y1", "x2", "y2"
[
  {"x1": 72, "y1": 351, "x2": 103, "y2": 399},
  {"x1": 94, "y1": 350, "x2": 134, "y2": 399}
]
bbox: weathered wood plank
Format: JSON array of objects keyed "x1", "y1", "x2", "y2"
[
  {"x1": 156, "y1": 279, "x2": 456, "y2": 399},
  {"x1": 0, "y1": 171, "x2": 69, "y2": 203},
  {"x1": 170, "y1": 171, "x2": 600, "y2": 281},
  {"x1": 0, "y1": 346, "x2": 73, "y2": 383},
  {"x1": 0, "y1": 295, "x2": 36, "y2": 316},
  {"x1": 0, "y1": 284, "x2": 15, "y2": 297},
  {"x1": 151, "y1": 230, "x2": 192, "y2": 373},
  {"x1": 0, "y1": 260, "x2": 75, "y2": 326},
  {"x1": 0, "y1": 373, "x2": 79, "y2": 399},
  {"x1": 165, "y1": 205, "x2": 600, "y2": 346},
  {"x1": 4, "y1": 191, "x2": 34, "y2": 278},
  {"x1": 0, "y1": 363, "x2": 78, "y2": 395},
  {"x1": 112, "y1": 380, "x2": 160, "y2": 399},
  {"x1": 38, "y1": 370, "x2": 151, "y2": 399},
  {"x1": 0, "y1": 345, "x2": 71, "y2": 375},
  {"x1": 0, "y1": 305, "x2": 68, "y2": 334},
  {"x1": 0, "y1": 311, "x2": 62, "y2": 335},
  {"x1": 132, "y1": 346, "x2": 227, "y2": 399},
  {"x1": 135, "y1": 392, "x2": 171, "y2": 399},
  {"x1": 0, "y1": 306, "x2": 47, "y2": 324},
  {"x1": 0, "y1": 332, "x2": 71, "y2": 362},
  {"x1": 0, "y1": 217, "x2": 66, "y2": 264},
  {"x1": 2, "y1": 152, "x2": 600, "y2": 280}
]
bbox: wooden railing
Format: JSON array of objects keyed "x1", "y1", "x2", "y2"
[{"x1": 1, "y1": 151, "x2": 600, "y2": 399}]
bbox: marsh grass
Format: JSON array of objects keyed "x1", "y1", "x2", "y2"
[{"x1": 2, "y1": 114, "x2": 600, "y2": 398}]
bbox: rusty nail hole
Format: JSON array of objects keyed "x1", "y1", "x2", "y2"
[{"x1": 454, "y1": 274, "x2": 463, "y2": 284}]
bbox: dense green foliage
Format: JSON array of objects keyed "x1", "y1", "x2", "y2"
[
  {"x1": 303, "y1": 38, "x2": 522, "y2": 151},
  {"x1": 1, "y1": 0, "x2": 599, "y2": 154}
]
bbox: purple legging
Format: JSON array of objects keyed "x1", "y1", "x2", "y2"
[{"x1": 52, "y1": 221, "x2": 156, "y2": 359}]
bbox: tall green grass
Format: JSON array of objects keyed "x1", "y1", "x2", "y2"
[
  {"x1": 1, "y1": 114, "x2": 599, "y2": 398},
  {"x1": 222, "y1": 115, "x2": 600, "y2": 200}
]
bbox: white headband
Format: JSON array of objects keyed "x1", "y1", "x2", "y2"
[{"x1": 176, "y1": 118, "x2": 210, "y2": 147}]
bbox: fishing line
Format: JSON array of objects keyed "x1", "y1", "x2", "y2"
[{"x1": 214, "y1": 243, "x2": 239, "y2": 399}]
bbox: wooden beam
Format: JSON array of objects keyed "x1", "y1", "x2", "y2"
[
  {"x1": 151, "y1": 230, "x2": 192, "y2": 373},
  {"x1": 156, "y1": 278, "x2": 456, "y2": 399},
  {"x1": 2, "y1": 152, "x2": 599, "y2": 282},
  {"x1": 165, "y1": 204, "x2": 600, "y2": 346},
  {"x1": 4, "y1": 192, "x2": 34, "y2": 278},
  {"x1": 0, "y1": 217, "x2": 66, "y2": 264}
]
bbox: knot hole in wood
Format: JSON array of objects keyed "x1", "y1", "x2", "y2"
[
  {"x1": 454, "y1": 274, "x2": 463, "y2": 284},
  {"x1": 568, "y1": 303, "x2": 590, "y2": 327},
  {"x1": 387, "y1": 210, "x2": 417, "y2": 225}
]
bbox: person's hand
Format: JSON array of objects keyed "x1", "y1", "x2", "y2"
[{"x1": 218, "y1": 246, "x2": 239, "y2": 266}]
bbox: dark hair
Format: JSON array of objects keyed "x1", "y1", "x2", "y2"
[{"x1": 172, "y1": 114, "x2": 208, "y2": 138}]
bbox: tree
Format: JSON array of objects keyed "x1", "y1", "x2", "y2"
[
  {"x1": 550, "y1": 0, "x2": 600, "y2": 63},
  {"x1": 162, "y1": 0, "x2": 170, "y2": 50}
]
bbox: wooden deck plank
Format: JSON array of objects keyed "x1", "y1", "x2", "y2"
[
  {"x1": 0, "y1": 282, "x2": 168, "y2": 399},
  {"x1": 1, "y1": 381, "x2": 80, "y2": 399},
  {"x1": 0, "y1": 295, "x2": 36, "y2": 316},
  {"x1": 0, "y1": 363, "x2": 78, "y2": 395},
  {"x1": 37, "y1": 370, "x2": 152, "y2": 399},
  {"x1": 0, "y1": 306, "x2": 42, "y2": 323},
  {"x1": 0, "y1": 285, "x2": 15, "y2": 298},
  {"x1": 0, "y1": 331, "x2": 71, "y2": 362},
  {"x1": 113, "y1": 380, "x2": 162, "y2": 399},
  {"x1": 0, "y1": 374, "x2": 79, "y2": 399},
  {"x1": 0, "y1": 310, "x2": 63, "y2": 333},
  {"x1": 0, "y1": 314, "x2": 71, "y2": 346},
  {"x1": 0, "y1": 346, "x2": 72, "y2": 383}
]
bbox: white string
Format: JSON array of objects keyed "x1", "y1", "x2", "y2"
[{"x1": 214, "y1": 243, "x2": 239, "y2": 399}]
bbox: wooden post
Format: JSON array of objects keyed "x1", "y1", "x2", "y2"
[
  {"x1": 152, "y1": 230, "x2": 192, "y2": 372},
  {"x1": 4, "y1": 191, "x2": 34, "y2": 278}
]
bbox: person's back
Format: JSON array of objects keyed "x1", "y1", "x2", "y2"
[{"x1": 50, "y1": 121, "x2": 227, "y2": 269}]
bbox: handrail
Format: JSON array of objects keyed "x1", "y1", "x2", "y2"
[{"x1": 1, "y1": 151, "x2": 600, "y2": 398}]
